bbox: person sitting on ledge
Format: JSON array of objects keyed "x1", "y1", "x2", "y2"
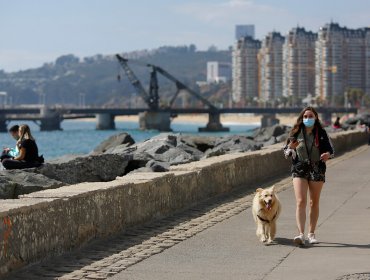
[
  {"x1": 2, "y1": 124, "x2": 44, "y2": 170},
  {"x1": 332, "y1": 116, "x2": 341, "y2": 129},
  {"x1": 1, "y1": 125, "x2": 20, "y2": 162}
]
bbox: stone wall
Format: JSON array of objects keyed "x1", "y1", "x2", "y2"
[{"x1": 0, "y1": 130, "x2": 367, "y2": 276}]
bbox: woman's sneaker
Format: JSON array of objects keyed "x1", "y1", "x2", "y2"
[
  {"x1": 307, "y1": 233, "x2": 318, "y2": 244},
  {"x1": 293, "y1": 233, "x2": 305, "y2": 246}
]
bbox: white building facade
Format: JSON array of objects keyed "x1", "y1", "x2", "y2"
[
  {"x1": 283, "y1": 27, "x2": 317, "y2": 105},
  {"x1": 232, "y1": 36, "x2": 261, "y2": 106},
  {"x1": 258, "y1": 32, "x2": 285, "y2": 103},
  {"x1": 315, "y1": 23, "x2": 370, "y2": 105}
]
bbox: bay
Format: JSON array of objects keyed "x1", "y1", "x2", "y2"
[{"x1": 0, "y1": 120, "x2": 259, "y2": 160}]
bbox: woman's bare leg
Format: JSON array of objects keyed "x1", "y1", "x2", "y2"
[
  {"x1": 293, "y1": 177, "x2": 309, "y2": 234},
  {"x1": 308, "y1": 181, "x2": 324, "y2": 233}
]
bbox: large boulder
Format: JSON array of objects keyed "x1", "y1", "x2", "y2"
[
  {"x1": 0, "y1": 170, "x2": 64, "y2": 199},
  {"x1": 262, "y1": 137, "x2": 278, "y2": 147},
  {"x1": 146, "y1": 160, "x2": 170, "y2": 172},
  {"x1": 32, "y1": 153, "x2": 131, "y2": 185},
  {"x1": 133, "y1": 134, "x2": 200, "y2": 165},
  {"x1": 104, "y1": 133, "x2": 204, "y2": 171},
  {"x1": 92, "y1": 132, "x2": 135, "y2": 154},
  {"x1": 252, "y1": 124, "x2": 291, "y2": 142},
  {"x1": 178, "y1": 135, "x2": 216, "y2": 152},
  {"x1": 276, "y1": 133, "x2": 289, "y2": 143},
  {"x1": 175, "y1": 142, "x2": 204, "y2": 160},
  {"x1": 204, "y1": 135, "x2": 262, "y2": 158},
  {"x1": 129, "y1": 160, "x2": 170, "y2": 174}
]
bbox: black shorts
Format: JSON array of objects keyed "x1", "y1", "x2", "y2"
[{"x1": 291, "y1": 161, "x2": 326, "y2": 182}]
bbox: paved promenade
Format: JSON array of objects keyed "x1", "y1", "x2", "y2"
[
  {"x1": 7, "y1": 145, "x2": 370, "y2": 280},
  {"x1": 110, "y1": 145, "x2": 370, "y2": 280}
]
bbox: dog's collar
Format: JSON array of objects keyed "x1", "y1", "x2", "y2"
[{"x1": 257, "y1": 211, "x2": 278, "y2": 224}]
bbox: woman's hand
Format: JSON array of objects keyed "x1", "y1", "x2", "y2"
[
  {"x1": 288, "y1": 139, "x2": 299, "y2": 149},
  {"x1": 320, "y1": 152, "x2": 330, "y2": 162}
]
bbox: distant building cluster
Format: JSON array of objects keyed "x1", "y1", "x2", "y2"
[
  {"x1": 232, "y1": 23, "x2": 370, "y2": 107},
  {"x1": 203, "y1": 24, "x2": 255, "y2": 86}
]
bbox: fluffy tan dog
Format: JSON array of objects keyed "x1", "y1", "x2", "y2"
[{"x1": 252, "y1": 186, "x2": 281, "y2": 244}]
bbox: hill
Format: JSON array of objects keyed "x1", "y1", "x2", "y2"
[{"x1": 0, "y1": 46, "x2": 231, "y2": 108}]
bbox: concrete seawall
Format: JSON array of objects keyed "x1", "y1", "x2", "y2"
[{"x1": 0, "y1": 130, "x2": 367, "y2": 276}]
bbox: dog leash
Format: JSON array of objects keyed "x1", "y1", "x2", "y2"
[{"x1": 257, "y1": 211, "x2": 278, "y2": 224}]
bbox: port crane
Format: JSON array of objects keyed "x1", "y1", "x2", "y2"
[{"x1": 115, "y1": 54, "x2": 218, "y2": 111}]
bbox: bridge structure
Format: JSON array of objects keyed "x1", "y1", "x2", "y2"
[{"x1": 0, "y1": 105, "x2": 358, "y2": 132}]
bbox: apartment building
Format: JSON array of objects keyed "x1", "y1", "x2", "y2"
[
  {"x1": 207, "y1": 62, "x2": 232, "y2": 83},
  {"x1": 258, "y1": 32, "x2": 285, "y2": 103},
  {"x1": 315, "y1": 23, "x2": 370, "y2": 105},
  {"x1": 283, "y1": 27, "x2": 317, "y2": 104},
  {"x1": 232, "y1": 36, "x2": 261, "y2": 106}
]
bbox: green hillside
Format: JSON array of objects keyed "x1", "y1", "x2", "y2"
[{"x1": 0, "y1": 46, "x2": 231, "y2": 108}]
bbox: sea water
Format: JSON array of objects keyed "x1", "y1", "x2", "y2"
[{"x1": 0, "y1": 120, "x2": 259, "y2": 160}]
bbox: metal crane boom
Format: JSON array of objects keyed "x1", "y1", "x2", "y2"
[
  {"x1": 116, "y1": 54, "x2": 218, "y2": 111},
  {"x1": 149, "y1": 65, "x2": 217, "y2": 111},
  {"x1": 116, "y1": 54, "x2": 158, "y2": 110}
]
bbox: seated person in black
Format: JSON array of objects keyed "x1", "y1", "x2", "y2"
[
  {"x1": 1, "y1": 125, "x2": 20, "y2": 162},
  {"x1": 2, "y1": 124, "x2": 43, "y2": 170}
]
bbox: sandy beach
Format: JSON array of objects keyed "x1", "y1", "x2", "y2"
[
  {"x1": 78, "y1": 112, "x2": 356, "y2": 127},
  {"x1": 112, "y1": 113, "x2": 297, "y2": 126}
]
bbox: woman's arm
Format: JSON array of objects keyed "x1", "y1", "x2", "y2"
[
  {"x1": 14, "y1": 147, "x2": 26, "y2": 161},
  {"x1": 320, "y1": 129, "x2": 334, "y2": 161}
]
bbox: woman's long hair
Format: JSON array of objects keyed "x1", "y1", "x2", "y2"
[
  {"x1": 17, "y1": 124, "x2": 35, "y2": 147},
  {"x1": 287, "y1": 106, "x2": 324, "y2": 144}
]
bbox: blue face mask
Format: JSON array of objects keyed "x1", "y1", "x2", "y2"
[{"x1": 303, "y1": 118, "x2": 315, "y2": 127}]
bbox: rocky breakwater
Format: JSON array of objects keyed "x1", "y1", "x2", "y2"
[
  {"x1": 101, "y1": 124, "x2": 290, "y2": 173},
  {"x1": 341, "y1": 112, "x2": 370, "y2": 130},
  {"x1": 0, "y1": 125, "x2": 291, "y2": 199}
]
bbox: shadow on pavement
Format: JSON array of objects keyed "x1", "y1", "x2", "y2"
[
  {"x1": 273, "y1": 238, "x2": 370, "y2": 250},
  {"x1": 271, "y1": 237, "x2": 301, "y2": 248},
  {"x1": 315, "y1": 242, "x2": 370, "y2": 249}
]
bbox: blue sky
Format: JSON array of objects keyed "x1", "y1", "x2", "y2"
[{"x1": 1, "y1": 0, "x2": 370, "y2": 72}]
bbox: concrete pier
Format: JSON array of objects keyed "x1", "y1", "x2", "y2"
[
  {"x1": 198, "y1": 112, "x2": 230, "y2": 132},
  {"x1": 321, "y1": 111, "x2": 332, "y2": 125},
  {"x1": 139, "y1": 111, "x2": 172, "y2": 131},
  {"x1": 40, "y1": 107, "x2": 62, "y2": 131},
  {"x1": 261, "y1": 114, "x2": 280, "y2": 128},
  {"x1": 96, "y1": 113, "x2": 115, "y2": 130}
]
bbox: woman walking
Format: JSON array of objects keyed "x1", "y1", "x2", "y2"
[
  {"x1": 2, "y1": 124, "x2": 43, "y2": 169},
  {"x1": 284, "y1": 107, "x2": 334, "y2": 246}
]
